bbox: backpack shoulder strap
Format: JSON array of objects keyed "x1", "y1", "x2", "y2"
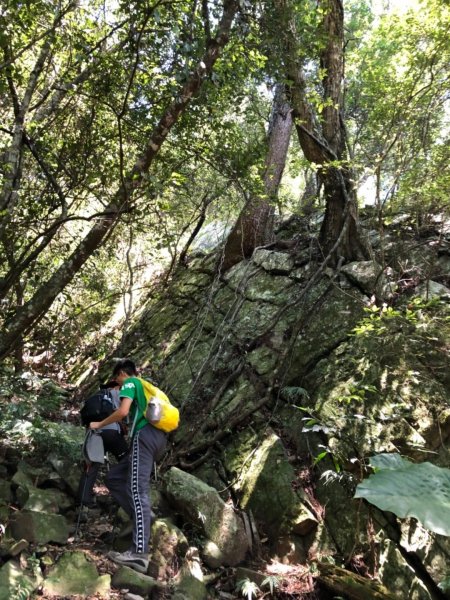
[{"x1": 128, "y1": 378, "x2": 147, "y2": 438}]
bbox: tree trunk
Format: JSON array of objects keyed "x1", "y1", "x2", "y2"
[
  {"x1": 0, "y1": 0, "x2": 239, "y2": 361},
  {"x1": 221, "y1": 84, "x2": 292, "y2": 271},
  {"x1": 299, "y1": 170, "x2": 318, "y2": 215},
  {"x1": 273, "y1": 0, "x2": 370, "y2": 262}
]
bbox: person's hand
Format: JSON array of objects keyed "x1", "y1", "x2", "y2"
[{"x1": 90, "y1": 421, "x2": 101, "y2": 430}]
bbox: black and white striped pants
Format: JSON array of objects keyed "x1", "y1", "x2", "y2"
[{"x1": 106, "y1": 424, "x2": 167, "y2": 553}]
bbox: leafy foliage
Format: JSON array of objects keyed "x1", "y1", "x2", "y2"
[
  {"x1": 354, "y1": 453, "x2": 450, "y2": 536},
  {"x1": 237, "y1": 578, "x2": 260, "y2": 600},
  {"x1": 262, "y1": 574, "x2": 281, "y2": 595},
  {"x1": 438, "y1": 575, "x2": 450, "y2": 592},
  {"x1": 0, "y1": 368, "x2": 82, "y2": 459},
  {"x1": 345, "y1": 0, "x2": 450, "y2": 212},
  {"x1": 0, "y1": 0, "x2": 449, "y2": 368}
]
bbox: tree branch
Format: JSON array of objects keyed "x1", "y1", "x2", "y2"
[{"x1": 0, "y1": 0, "x2": 240, "y2": 360}]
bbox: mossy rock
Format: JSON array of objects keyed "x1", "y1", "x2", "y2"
[
  {"x1": 43, "y1": 551, "x2": 110, "y2": 596},
  {"x1": 223, "y1": 430, "x2": 317, "y2": 537},
  {"x1": 212, "y1": 377, "x2": 257, "y2": 426},
  {"x1": 0, "y1": 560, "x2": 41, "y2": 600},
  {"x1": 8, "y1": 510, "x2": 69, "y2": 544},
  {"x1": 0, "y1": 481, "x2": 11, "y2": 505},
  {"x1": 111, "y1": 566, "x2": 157, "y2": 595},
  {"x1": 172, "y1": 574, "x2": 208, "y2": 600},
  {"x1": 306, "y1": 306, "x2": 450, "y2": 461},
  {"x1": 285, "y1": 283, "x2": 366, "y2": 382},
  {"x1": 163, "y1": 467, "x2": 248, "y2": 566}
]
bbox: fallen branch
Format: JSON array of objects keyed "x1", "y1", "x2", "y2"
[{"x1": 317, "y1": 563, "x2": 398, "y2": 600}]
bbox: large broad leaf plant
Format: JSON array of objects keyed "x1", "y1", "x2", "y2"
[{"x1": 354, "y1": 453, "x2": 450, "y2": 536}]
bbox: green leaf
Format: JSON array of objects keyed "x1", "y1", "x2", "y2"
[
  {"x1": 369, "y1": 453, "x2": 412, "y2": 471},
  {"x1": 355, "y1": 455, "x2": 450, "y2": 536},
  {"x1": 261, "y1": 575, "x2": 280, "y2": 594},
  {"x1": 313, "y1": 450, "x2": 328, "y2": 465}
]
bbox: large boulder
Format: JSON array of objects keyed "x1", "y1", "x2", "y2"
[
  {"x1": 341, "y1": 260, "x2": 386, "y2": 296},
  {"x1": 223, "y1": 430, "x2": 317, "y2": 538},
  {"x1": 48, "y1": 454, "x2": 82, "y2": 495},
  {"x1": 151, "y1": 518, "x2": 189, "y2": 580},
  {"x1": 11, "y1": 464, "x2": 74, "y2": 513},
  {"x1": 43, "y1": 551, "x2": 110, "y2": 597},
  {"x1": 163, "y1": 467, "x2": 249, "y2": 566},
  {"x1": 8, "y1": 510, "x2": 69, "y2": 544},
  {"x1": 15, "y1": 460, "x2": 61, "y2": 487},
  {"x1": 15, "y1": 485, "x2": 59, "y2": 513},
  {"x1": 416, "y1": 280, "x2": 450, "y2": 300},
  {"x1": 252, "y1": 249, "x2": 295, "y2": 274}
]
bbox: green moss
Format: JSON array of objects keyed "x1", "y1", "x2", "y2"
[{"x1": 223, "y1": 430, "x2": 307, "y2": 536}]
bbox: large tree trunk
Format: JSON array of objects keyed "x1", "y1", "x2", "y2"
[
  {"x1": 274, "y1": 0, "x2": 370, "y2": 262},
  {"x1": 299, "y1": 170, "x2": 318, "y2": 215},
  {"x1": 0, "y1": 0, "x2": 239, "y2": 361},
  {"x1": 221, "y1": 84, "x2": 292, "y2": 271},
  {"x1": 317, "y1": 0, "x2": 367, "y2": 259}
]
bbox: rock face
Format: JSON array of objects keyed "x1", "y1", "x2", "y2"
[
  {"x1": 163, "y1": 468, "x2": 249, "y2": 566},
  {"x1": 252, "y1": 248, "x2": 295, "y2": 274},
  {"x1": 224, "y1": 430, "x2": 317, "y2": 537},
  {"x1": 341, "y1": 260, "x2": 386, "y2": 296},
  {"x1": 113, "y1": 225, "x2": 450, "y2": 599}
]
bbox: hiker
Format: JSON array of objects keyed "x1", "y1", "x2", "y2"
[
  {"x1": 89, "y1": 359, "x2": 167, "y2": 574},
  {"x1": 77, "y1": 380, "x2": 129, "y2": 509}
]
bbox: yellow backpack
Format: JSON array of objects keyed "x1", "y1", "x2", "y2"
[{"x1": 139, "y1": 378, "x2": 180, "y2": 433}]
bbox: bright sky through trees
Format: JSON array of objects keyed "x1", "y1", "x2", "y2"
[{"x1": 371, "y1": 0, "x2": 421, "y2": 15}]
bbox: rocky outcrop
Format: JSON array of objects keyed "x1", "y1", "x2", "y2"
[
  {"x1": 1, "y1": 219, "x2": 448, "y2": 598},
  {"x1": 113, "y1": 222, "x2": 450, "y2": 598},
  {"x1": 163, "y1": 467, "x2": 249, "y2": 566},
  {"x1": 111, "y1": 566, "x2": 158, "y2": 596},
  {"x1": 223, "y1": 430, "x2": 317, "y2": 537}
]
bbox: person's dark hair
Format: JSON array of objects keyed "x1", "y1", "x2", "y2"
[
  {"x1": 100, "y1": 380, "x2": 119, "y2": 389},
  {"x1": 112, "y1": 359, "x2": 138, "y2": 377}
]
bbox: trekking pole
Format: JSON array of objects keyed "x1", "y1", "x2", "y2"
[{"x1": 74, "y1": 462, "x2": 91, "y2": 539}]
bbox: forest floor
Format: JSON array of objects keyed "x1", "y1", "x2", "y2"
[
  {"x1": 34, "y1": 482, "x2": 132, "y2": 599},
  {"x1": 33, "y1": 478, "x2": 322, "y2": 599},
  {"x1": 1, "y1": 370, "x2": 335, "y2": 598}
]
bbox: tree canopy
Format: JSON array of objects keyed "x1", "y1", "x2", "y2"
[{"x1": 0, "y1": 0, "x2": 449, "y2": 367}]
